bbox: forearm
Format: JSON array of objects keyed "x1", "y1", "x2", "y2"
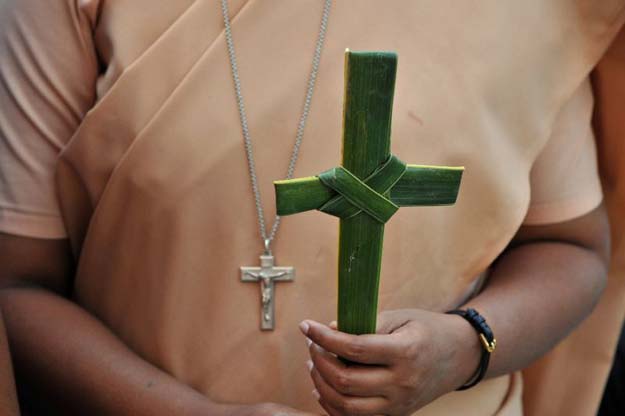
[
  {"x1": 0, "y1": 286, "x2": 219, "y2": 416},
  {"x1": 463, "y1": 240, "x2": 608, "y2": 378},
  {"x1": 0, "y1": 310, "x2": 19, "y2": 416}
]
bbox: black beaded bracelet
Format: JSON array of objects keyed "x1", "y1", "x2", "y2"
[{"x1": 446, "y1": 308, "x2": 496, "y2": 390}]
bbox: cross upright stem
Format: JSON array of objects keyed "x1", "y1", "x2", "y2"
[{"x1": 337, "y1": 51, "x2": 397, "y2": 335}]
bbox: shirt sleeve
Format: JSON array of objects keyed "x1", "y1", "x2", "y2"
[
  {"x1": 523, "y1": 78, "x2": 603, "y2": 225},
  {"x1": 0, "y1": 0, "x2": 99, "y2": 238}
]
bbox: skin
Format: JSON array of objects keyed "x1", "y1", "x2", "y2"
[
  {"x1": 0, "y1": 311, "x2": 19, "y2": 415},
  {"x1": 0, "y1": 234, "x2": 319, "y2": 416},
  {"x1": 0, "y1": 204, "x2": 609, "y2": 415},
  {"x1": 301, "y1": 203, "x2": 611, "y2": 416}
]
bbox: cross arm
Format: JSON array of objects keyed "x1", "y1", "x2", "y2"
[{"x1": 274, "y1": 163, "x2": 464, "y2": 217}]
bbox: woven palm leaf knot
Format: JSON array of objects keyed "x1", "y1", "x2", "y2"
[{"x1": 317, "y1": 155, "x2": 406, "y2": 224}]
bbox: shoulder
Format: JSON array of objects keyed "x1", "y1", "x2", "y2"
[
  {"x1": 0, "y1": 0, "x2": 100, "y2": 33},
  {"x1": 0, "y1": 0, "x2": 100, "y2": 73}
]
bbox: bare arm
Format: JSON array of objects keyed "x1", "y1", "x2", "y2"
[
  {"x1": 0, "y1": 310, "x2": 19, "y2": 416},
  {"x1": 0, "y1": 233, "x2": 317, "y2": 416},
  {"x1": 302, "y1": 204, "x2": 610, "y2": 416},
  {"x1": 0, "y1": 234, "x2": 218, "y2": 415},
  {"x1": 463, "y1": 202, "x2": 610, "y2": 378}
]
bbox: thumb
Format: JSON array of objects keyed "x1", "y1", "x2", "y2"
[
  {"x1": 376, "y1": 310, "x2": 412, "y2": 335},
  {"x1": 375, "y1": 311, "x2": 395, "y2": 335}
]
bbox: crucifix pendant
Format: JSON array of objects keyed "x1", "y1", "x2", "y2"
[{"x1": 241, "y1": 253, "x2": 295, "y2": 330}]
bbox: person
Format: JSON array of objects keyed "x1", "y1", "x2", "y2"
[{"x1": 0, "y1": 1, "x2": 623, "y2": 415}]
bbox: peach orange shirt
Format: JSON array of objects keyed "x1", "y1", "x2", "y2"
[{"x1": 1, "y1": 1, "x2": 623, "y2": 415}]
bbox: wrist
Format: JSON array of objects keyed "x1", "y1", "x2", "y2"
[
  {"x1": 444, "y1": 313, "x2": 483, "y2": 389},
  {"x1": 179, "y1": 393, "x2": 227, "y2": 416},
  {"x1": 199, "y1": 402, "x2": 240, "y2": 416}
]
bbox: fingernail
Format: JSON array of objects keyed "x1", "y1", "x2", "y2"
[
  {"x1": 299, "y1": 320, "x2": 310, "y2": 335},
  {"x1": 306, "y1": 337, "x2": 312, "y2": 348},
  {"x1": 312, "y1": 389, "x2": 320, "y2": 400},
  {"x1": 306, "y1": 360, "x2": 314, "y2": 372}
]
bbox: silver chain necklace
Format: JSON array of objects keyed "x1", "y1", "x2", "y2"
[
  {"x1": 221, "y1": 0, "x2": 332, "y2": 330},
  {"x1": 221, "y1": 0, "x2": 331, "y2": 254}
]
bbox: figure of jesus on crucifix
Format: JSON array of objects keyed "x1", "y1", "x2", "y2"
[{"x1": 241, "y1": 252, "x2": 294, "y2": 330}]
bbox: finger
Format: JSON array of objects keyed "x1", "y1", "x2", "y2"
[
  {"x1": 329, "y1": 321, "x2": 338, "y2": 330},
  {"x1": 300, "y1": 320, "x2": 395, "y2": 365},
  {"x1": 314, "y1": 390, "x2": 341, "y2": 416},
  {"x1": 310, "y1": 366, "x2": 389, "y2": 416},
  {"x1": 309, "y1": 344, "x2": 392, "y2": 397},
  {"x1": 317, "y1": 397, "x2": 342, "y2": 416}
]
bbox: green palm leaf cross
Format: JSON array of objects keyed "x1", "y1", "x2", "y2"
[{"x1": 274, "y1": 50, "x2": 464, "y2": 336}]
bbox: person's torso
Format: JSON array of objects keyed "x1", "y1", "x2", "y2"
[{"x1": 55, "y1": 1, "x2": 622, "y2": 413}]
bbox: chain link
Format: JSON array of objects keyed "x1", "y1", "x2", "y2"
[{"x1": 221, "y1": 0, "x2": 332, "y2": 253}]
